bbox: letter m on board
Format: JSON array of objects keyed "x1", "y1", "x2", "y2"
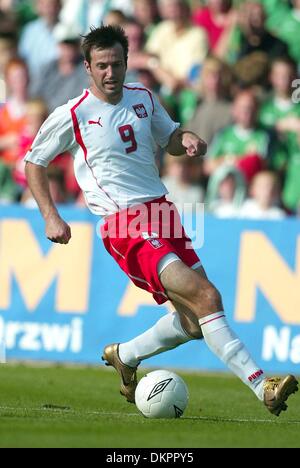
[
  {"x1": 235, "y1": 232, "x2": 300, "y2": 325},
  {"x1": 0, "y1": 220, "x2": 92, "y2": 313}
]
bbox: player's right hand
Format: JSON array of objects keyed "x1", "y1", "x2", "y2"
[{"x1": 45, "y1": 214, "x2": 72, "y2": 245}]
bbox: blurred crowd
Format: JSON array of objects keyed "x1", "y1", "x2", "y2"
[{"x1": 0, "y1": 0, "x2": 300, "y2": 219}]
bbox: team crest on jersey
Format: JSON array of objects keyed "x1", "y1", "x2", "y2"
[
  {"x1": 142, "y1": 232, "x2": 163, "y2": 249},
  {"x1": 133, "y1": 104, "x2": 148, "y2": 119},
  {"x1": 148, "y1": 239, "x2": 164, "y2": 249}
]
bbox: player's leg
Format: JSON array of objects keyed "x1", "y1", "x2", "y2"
[
  {"x1": 102, "y1": 308, "x2": 200, "y2": 403},
  {"x1": 118, "y1": 307, "x2": 202, "y2": 368},
  {"x1": 102, "y1": 258, "x2": 203, "y2": 403},
  {"x1": 160, "y1": 261, "x2": 298, "y2": 416},
  {"x1": 117, "y1": 254, "x2": 203, "y2": 370}
]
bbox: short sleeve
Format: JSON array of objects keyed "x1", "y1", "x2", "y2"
[
  {"x1": 24, "y1": 104, "x2": 76, "y2": 167},
  {"x1": 151, "y1": 93, "x2": 180, "y2": 148}
]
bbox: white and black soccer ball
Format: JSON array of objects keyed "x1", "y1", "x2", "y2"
[{"x1": 135, "y1": 370, "x2": 189, "y2": 419}]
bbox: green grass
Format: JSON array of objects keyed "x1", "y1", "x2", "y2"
[{"x1": 0, "y1": 364, "x2": 299, "y2": 448}]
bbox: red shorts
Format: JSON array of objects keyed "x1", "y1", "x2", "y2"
[{"x1": 101, "y1": 197, "x2": 201, "y2": 305}]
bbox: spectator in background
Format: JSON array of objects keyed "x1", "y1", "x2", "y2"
[
  {"x1": 14, "y1": 95, "x2": 79, "y2": 204},
  {"x1": 162, "y1": 153, "x2": 205, "y2": 211},
  {"x1": 0, "y1": 159, "x2": 18, "y2": 203},
  {"x1": 13, "y1": 96, "x2": 80, "y2": 201},
  {"x1": 262, "y1": 0, "x2": 300, "y2": 67},
  {"x1": 220, "y1": 1, "x2": 288, "y2": 63},
  {"x1": 217, "y1": 1, "x2": 288, "y2": 88},
  {"x1": 146, "y1": 0, "x2": 208, "y2": 86},
  {"x1": 123, "y1": 19, "x2": 148, "y2": 84},
  {"x1": 123, "y1": 19, "x2": 180, "y2": 95},
  {"x1": 13, "y1": 98, "x2": 48, "y2": 190},
  {"x1": 104, "y1": 9, "x2": 127, "y2": 27},
  {"x1": 133, "y1": 0, "x2": 160, "y2": 39},
  {"x1": 193, "y1": 0, "x2": 235, "y2": 51},
  {"x1": 30, "y1": 23, "x2": 89, "y2": 112},
  {"x1": 205, "y1": 165, "x2": 246, "y2": 218},
  {"x1": 0, "y1": 58, "x2": 29, "y2": 167},
  {"x1": 0, "y1": 33, "x2": 17, "y2": 106},
  {"x1": 258, "y1": 56, "x2": 300, "y2": 212},
  {"x1": 0, "y1": 0, "x2": 37, "y2": 30},
  {"x1": 239, "y1": 170, "x2": 286, "y2": 219},
  {"x1": 19, "y1": 0, "x2": 62, "y2": 80},
  {"x1": 59, "y1": 0, "x2": 134, "y2": 35},
  {"x1": 259, "y1": 57, "x2": 299, "y2": 131},
  {"x1": 281, "y1": 129, "x2": 300, "y2": 213},
  {"x1": 14, "y1": 0, "x2": 37, "y2": 29},
  {"x1": 0, "y1": 0, "x2": 18, "y2": 33},
  {"x1": 204, "y1": 89, "x2": 284, "y2": 181},
  {"x1": 185, "y1": 56, "x2": 232, "y2": 145},
  {"x1": 145, "y1": 0, "x2": 208, "y2": 122}
]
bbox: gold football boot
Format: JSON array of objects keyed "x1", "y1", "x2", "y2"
[
  {"x1": 102, "y1": 343, "x2": 138, "y2": 403},
  {"x1": 263, "y1": 375, "x2": 298, "y2": 416}
]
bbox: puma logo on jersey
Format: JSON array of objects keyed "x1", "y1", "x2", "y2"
[
  {"x1": 88, "y1": 117, "x2": 103, "y2": 127},
  {"x1": 133, "y1": 104, "x2": 148, "y2": 119}
]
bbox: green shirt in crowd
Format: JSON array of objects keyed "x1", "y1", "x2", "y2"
[
  {"x1": 259, "y1": 97, "x2": 300, "y2": 128},
  {"x1": 282, "y1": 133, "x2": 300, "y2": 211},
  {"x1": 261, "y1": 0, "x2": 300, "y2": 64},
  {"x1": 259, "y1": 96, "x2": 300, "y2": 158},
  {"x1": 259, "y1": 96, "x2": 300, "y2": 211},
  {"x1": 209, "y1": 124, "x2": 285, "y2": 168}
]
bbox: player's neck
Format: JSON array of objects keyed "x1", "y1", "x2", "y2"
[{"x1": 89, "y1": 85, "x2": 123, "y2": 105}]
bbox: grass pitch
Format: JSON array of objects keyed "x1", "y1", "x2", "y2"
[{"x1": 0, "y1": 364, "x2": 299, "y2": 448}]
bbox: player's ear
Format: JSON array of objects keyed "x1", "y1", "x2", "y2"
[{"x1": 84, "y1": 60, "x2": 92, "y2": 75}]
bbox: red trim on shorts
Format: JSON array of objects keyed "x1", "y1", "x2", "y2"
[
  {"x1": 201, "y1": 315, "x2": 225, "y2": 326},
  {"x1": 70, "y1": 90, "x2": 120, "y2": 211},
  {"x1": 123, "y1": 85, "x2": 154, "y2": 114}
]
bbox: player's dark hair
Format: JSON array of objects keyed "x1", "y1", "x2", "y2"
[{"x1": 82, "y1": 25, "x2": 129, "y2": 65}]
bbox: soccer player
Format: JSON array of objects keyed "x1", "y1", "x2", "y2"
[{"x1": 25, "y1": 25, "x2": 298, "y2": 416}]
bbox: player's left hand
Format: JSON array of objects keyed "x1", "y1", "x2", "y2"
[{"x1": 182, "y1": 132, "x2": 207, "y2": 157}]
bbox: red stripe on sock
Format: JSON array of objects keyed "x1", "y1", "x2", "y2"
[{"x1": 201, "y1": 315, "x2": 225, "y2": 327}]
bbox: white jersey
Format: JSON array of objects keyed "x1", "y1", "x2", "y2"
[{"x1": 25, "y1": 83, "x2": 179, "y2": 216}]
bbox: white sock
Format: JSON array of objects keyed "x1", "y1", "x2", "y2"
[
  {"x1": 199, "y1": 313, "x2": 265, "y2": 401},
  {"x1": 119, "y1": 312, "x2": 193, "y2": 368}
]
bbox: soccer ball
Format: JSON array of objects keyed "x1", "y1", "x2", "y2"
[{"x1": 135, "y1": 370, "x2": 189, "y2": 419}]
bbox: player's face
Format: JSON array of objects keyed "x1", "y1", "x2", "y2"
[{"x1": 85, "y1": 43, "x2": 127, "y2": 104}]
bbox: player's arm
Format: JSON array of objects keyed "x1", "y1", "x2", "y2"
[
  {"x1": 24, "y1": 105, "x2": 74, "y2": 245},
  {"x1": 166, "y1": 128, "x2": 207, "y2": 157},
  {"x1": 25, "y1": 162, "x2": 71, "y2": 244}
]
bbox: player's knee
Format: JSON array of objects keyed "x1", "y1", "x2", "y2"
[
  {"x1": 178, "y1": 313, "x2": 203, "y2": 340},
  {"x1": 202, "y1": 283, "x2": 223, "y2": 311},
  {"x1": 188, "y1": 279, "x2": 223, "y2": 314},
  {"x1": 183, "y1": 272, "x2": 203, "y2": 300},
  {"x1": 185, "y1": 323, "x2": 203, "y2": 340}
]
